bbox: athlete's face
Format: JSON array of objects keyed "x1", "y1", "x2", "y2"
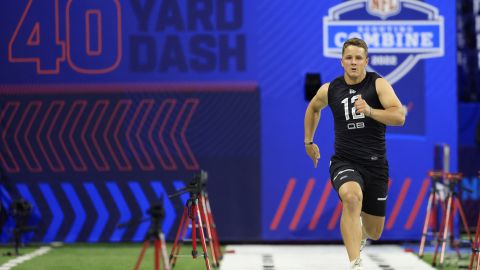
[{"x1": 341, "y1": 45, "x2": 368, "y2": 81}]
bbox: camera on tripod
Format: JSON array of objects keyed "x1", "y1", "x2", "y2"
[
  {"x1": 130, "y1": 199, "x2": 171, "y2": 270},
  {"x1": 4, "y1": 198, "x2": 36, "y2": 256},
  {"x1": 147, "y1": 203, "x2": 165, "y2": 221},
  {"x1": 169, "y1": 170, "x2": 208, "y2": 199},
  {"x1": 168, "y1": 170, "x2": 222, "y2": 270},
  {"x1": 11, "y1": 198, "x2": 33, "y2": 220}
]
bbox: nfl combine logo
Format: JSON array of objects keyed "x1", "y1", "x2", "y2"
[
  {"x1": 367, "y1": 0, "x2": 400, "y2": 19},
  {"x1": 323, "y1": 0, "x2": 444, "y2": 84}
]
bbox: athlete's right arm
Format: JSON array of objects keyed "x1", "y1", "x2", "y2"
[{"x1": 304, "y1": 83, "x2": 329, "y2": 168}]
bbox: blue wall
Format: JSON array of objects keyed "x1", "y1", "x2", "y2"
[{"x1": 0, "y1": 0, "x2": 457, "y2": 242}]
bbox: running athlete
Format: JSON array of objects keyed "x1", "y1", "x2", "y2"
[{"x1": 303, "y1": 38, "x2": 405, "y2": 270}]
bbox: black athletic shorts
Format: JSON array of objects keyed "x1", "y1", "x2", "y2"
[{"x1": 329, "y1": 155, "x2": 389, "y2": 216}]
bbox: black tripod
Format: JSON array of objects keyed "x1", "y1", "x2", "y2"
[
  {"x1": 130, "y1": 204, "x2": 170, "y2": 270},
  {"x1": 4, "y1": 198, "x2": 36, "y2": 256}
]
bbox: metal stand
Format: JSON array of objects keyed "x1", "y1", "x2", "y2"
[
  {"x1": 169, "y1": 191, "x2": 212, "y2": 270},
  {"x1": 3, "y1": 198, "x2": 35, "y2": 256},
  {"x1": 168, "y1": 171, "x2": 220, "y2": 269},
  {"x1": 469, "y1": 171, "x2": 480, "y2": 270},
  {"x1": 432, "y1": 172, "x2": 474, "y2": 267},
  {"x1": 419, "y1": 170, "x2": 444, "y2": 258},
  {"x1": 201, "y1": 189, "x2": 222, "y2": 263},
  {"x1": 133, "y1": 205, "x2": 170, "y2": 270},
  {"x1": 469, "y1": 212, "x2": 480, "y2": 270}
]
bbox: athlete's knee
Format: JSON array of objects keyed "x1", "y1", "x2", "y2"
[
  {"x1": 340, "y1": 190, "x2": 362, "y2": 212},
  {"x1": 365, "y1": 225, "x2": 384, "y2": 240}
]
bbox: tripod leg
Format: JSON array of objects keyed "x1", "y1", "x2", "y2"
[
  {"x1": 211, "y1": 222, "x2": 222, "y2": 262},
  {"x1": 450, "y1": 197, "x2": 473, "y2": 259},
  {"x1": 204, "y1": 194, "x2": 222, "y2": 261},
  {"x1": 191, "y1": 204, "x2": 198, "y2": 258},
  {"x1": 470, "y1": 213, "x2": 480, "y2": 270},
  {"x1": 477, "y1": 251, "x2": 480, "y2": 270},
  {"x1": 155, "y1": 239, "x2": 160, "y2": 270},
  {"x1": 471, "y1": 249, "x2": 477, "y2": 270},
  {"x1": 134, "y1": 240, "x2": 150, "y2": 270},
  {"x1": 196, "y1": 204, "x2": 212, "y2": 270},
  {"x1": 199, "y1": 196, "x2": 218, "y2": 267},
  {"x1": 158, "y1": 233, "x2": 171, "y2": 270},
  {"x1": 450, "y1": 202, "x2": 462, "y2": 258},
  {"x1": 440, "y1": 194, "x2": 454, "y2": 265},
  {"x1": 14, "y1": 231, "x2": 20, "y2": 256},
  {"x1": 170, "y1": 206, "x2": 188, "y2": 268},
  {"x1": 455, "y1": 197, "x2": 474, "y2": 244},
  {"x1": 432, "y1": 194, "x2": 439, "y2": 233},
  {"x1": 209, "y1": 219, "x2": 222, "y2": 261},
  {"x1": 206, "y1": 199, "x2": 222, "y2": 265},
  {"x1": 419, "y1": 192, "x2": 434, "y2": 257},
  {"x1": 432, "y1": 194, "x2": 450, "y2": 266}
]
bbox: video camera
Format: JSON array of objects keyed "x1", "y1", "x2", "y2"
[
  {"x1": 169, "y1": 170, "x2": 208, "y2": 199},
  {"x1": 11, "y1": 198, "x2": 32, "y2": 218},
  {"x1": 147, "y1": 203, "x2": 165, "y2": 220}
]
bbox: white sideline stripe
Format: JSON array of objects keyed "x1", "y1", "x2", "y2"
[
  {"x1": 220, "y1": 245, "x2": 436, "y2": 270},
  {"x1": 0, "y1": 247, "x2": 52, "y2": 270}
]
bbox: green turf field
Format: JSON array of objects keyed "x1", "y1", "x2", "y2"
[
  {"x1": 421, "y1": 253, "x2": 473, "y2": 270},
  {"x1": 0, "y1": 243, "x2": 217, "y2": 270},
  {"x1": 0, "y1": 243, "x2": 474, "y2": 270}
]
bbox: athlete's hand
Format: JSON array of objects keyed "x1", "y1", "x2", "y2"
[
  {"x1": 354, "y1": 95, "x2": 372, "y2": 117},
  {"x1": 305, "y1": 143, "x2": 320, "y2": 168}
]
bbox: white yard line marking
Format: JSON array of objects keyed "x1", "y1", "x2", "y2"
[
  {"x1": 220, "y1": 245, "x2": 436, "y2": 270},
  {"x1": 0, "y1": 247, "x2": 52, "y2": 270}
]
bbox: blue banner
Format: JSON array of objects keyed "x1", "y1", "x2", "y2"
[{"x1": 0, "y1": 0, "x2": 458, "y2": 243}]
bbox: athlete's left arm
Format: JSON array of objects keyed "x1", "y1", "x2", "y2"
[
  {"x1": 355, "y1": 78, "x2": 405, "y2": 126},
  {"x1": 371, "y1": 78, "x2": 405, "y2": 126}
]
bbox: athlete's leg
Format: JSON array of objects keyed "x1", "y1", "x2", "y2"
[
  {"x1": 338, "y1": 181, "x2": 363, "y2": 262},
  {"x1": 358, "y1": 162, "x2": 389, "y2": 245},
  {"x1": 359, "y1": 216, "x2": 367, "y2": 252},
  {"x1": 361, "y1": 212, "x2": 385, "y2": 240}
]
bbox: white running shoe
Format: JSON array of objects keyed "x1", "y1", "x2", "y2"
[
  {"x1": 360, "y1": 238, "x2": 367, "y2": 252},
  {"x1": 349, "y1": 257, "x2": 364, "y2": 270}
]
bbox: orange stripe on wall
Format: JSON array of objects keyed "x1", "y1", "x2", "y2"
[
  {"x1": 308, "y1": 181, "x2": 332, "y2": 230},
  {"x1": 328, "y1": 202, "x2": 343, "y2": 230},
  {"x1": 269, "y1": 178, "x2": 296, "y2": 231},
  {"x1": 289, "y1": 178, "x2": 316, "y2": 231},
  {"x1": 387, "y1": 178, "x2": 411, "y2": 230},
  {"x1": 404, "y1": 178, "x2": 430, "y2": 229}
]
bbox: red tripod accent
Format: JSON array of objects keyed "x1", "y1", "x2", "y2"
[
  {"x1": 201, "y1": 190, "x2": 222, "y2": 263},
  {"x1": 169, "y1": 192, "x2": 213, "y2": 270},
  {"x1": 469, "y1": 212, "x2": 480, "y2": 270},
  {"x1": 469, "y1": 171, "x2": 480, "y2": 270},
  {"x1": 419, "y1": 170, "x2": 444, "y2": 258},
  {"x1": 432, "y1": 172, "x2": 474, "y2": 267},
  {"x1": 133, "y1": 224, "x2": 170, "y2": 270}
]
